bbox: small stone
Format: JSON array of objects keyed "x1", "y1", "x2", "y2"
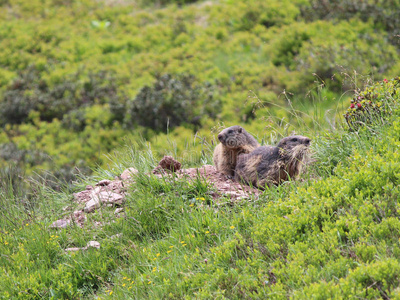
[
  {"x1": 73, "y1": 210, "x2": 84, "y2": 217},
  {"x1": 84, "y1": 198, "x2": 101, "y2": 213},
  {"x1": 50, "y1": 219, "x2": 71, "y2": 229},
  {"x1": 114, "y1": 207, "x2": 124, "y2": 214},
  {"x1": 72, "y1": 210, "x2": 86, "y2": 227},
  {"x1": 87, "y1": 241, "x2": 100, "y2": 249},
  {"x1": 65, "y1": 241, "x2": 100, "y2": 251},
  {"x1": 91, "y1": 191, "x2": 125, "y2": 205},
  {"x1": 65, "y1": 247, "x2": 81, "y2": 252},
  {"x1": 111, "y1": 233, "x2": 122, "y2": 239},
  {"x1": 73, "y1": 190, "x2": 93, "y2": 203},
  {"x1": 120, "y1": 168, "x2": 139, "y2": 180},
  {"x1": 153, "y1": 156, "x2": 182, "y2": 174},
  {"x1": 93, "y1": 221, "x2": 103, "y2": 227},
  {"x1": 96, "y1": 179, "x2": 112, "y2": 186},
  {"x1": 62, "y1": 205, "x2": 71, "y2": 211}
]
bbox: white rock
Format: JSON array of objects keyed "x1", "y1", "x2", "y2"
[
  {"x1": 50, "y1": 219, "x2": 71, "y2": 229},
  {"x1": 111, "y1": 233, "x2": 122, "y2": 239},
  {"x1": 120, "y1": 167, "x2": 138, "y2": 180},
  {"x1": 114, "y1": 207, "x2": 124, "y2": 214},
  {"x1": 84, "y1": 198, "x2": 101, "y2": 213},
  {"x1": 65, "y1": 247, "x2": 81, "y2": 252},
  {"x1": 87, "y1": 241, "x2": 100, "y2": 249},
  {"x1": 65, "y1": 241, "x2": 100, "y2": 252},
  {"x1": 91, "y1": 191, "x2": 125, "y2": 205}
]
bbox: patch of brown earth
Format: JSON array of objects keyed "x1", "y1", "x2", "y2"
[
  {"x1": 51, "y1": 157, "x2": 260, "y2": 232},
  {"x1": 152, "y1": 155, "x2": 182, "y2": 174},
  {"x1": 176, "y1": 165, "x2": 260, "y2": 200}
]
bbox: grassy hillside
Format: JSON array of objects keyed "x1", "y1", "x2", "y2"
[
  {"x1": 1, "y1": 1, "x2": 400, "y2": 297},
  {"x1": 1, "y1": 77, "x2": 400, "y2": 298},
  {"x1": 0, "y1": 0, "x2": 399, "y2": 186}
]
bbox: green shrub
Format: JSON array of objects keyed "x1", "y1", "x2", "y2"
[
  {"x1": 0, "y1": 67, "x2": 124, "y2": 127},
  {"x1": 265, "y1": 20, "x2": 398, "y2": 93},
  {"x1": 300, "y1": 0, "x2": 400, "y2": 46},
  {"x1": 140, "y1": 0, "x2": 199, "y2": 6},
  {"x1": 344, "y1": 77, "x2": 400, "y2": 131},
  {"x1": 125, "y1": 74, "x2": 220, "y2": 132}
]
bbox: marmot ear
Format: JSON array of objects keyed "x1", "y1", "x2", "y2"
[{"x1": 238, "y1": 127, "x2": 243, "y2": 133}]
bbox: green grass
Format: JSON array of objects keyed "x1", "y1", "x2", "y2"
[
  {"x1": 1, "y1": 78, "x2": 400, "y2": 299},
  {"x1": 1, "y1": 0, "x2": 399, "y2": 182},
  {"x1": 1, "y1": 0, "x2": 400, "y2": 297}
]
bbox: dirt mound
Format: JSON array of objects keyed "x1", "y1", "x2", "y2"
[
  {"x1": 177, "y1": 165, "x2": 260, "y2": 200},
  {"x1": 151, "y1": 156, "x2": 260, "y2": 200},
  {"x1": 152, "y1": 155, "x2": 182, "y2": 174},
  {"x1": 51, "y1": 157, "x2": 260, "y2": 230}
]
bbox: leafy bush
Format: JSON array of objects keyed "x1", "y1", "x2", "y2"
[
  {"x1": 300, "y1": 0, "x2": 400, "y2": 46},
  {"x1": 0, "y1": 67, "x2": 124, "y2": 127},
  {"x1": 265, "y1": 20, "x2": 398, "y2": 93},
  {"x1": 344, "y1": 77, "x2": 400, "y2": 131},
  {"x1": 0, "y1": 0, "x2": 399, "y2": 185},
  {"x1": 125, "y1": 74, "x2": 220, "y2": 132},
  {"x1": 3, "y1": 77, "x2": 400, "y2": 298},
  {"x1": 141, "y1": 0, "x2": 199, "y2": 6}
]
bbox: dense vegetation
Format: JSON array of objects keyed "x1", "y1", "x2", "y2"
[
  {"x1": 1, "y1": 76, "x2": 400, "y2": 299},
  {"x1": 1, "y1": 0, "x2": 400, "y2": 298},
  {"x1": 1, "y1": 0, "x2": 399, "y2": 185}
]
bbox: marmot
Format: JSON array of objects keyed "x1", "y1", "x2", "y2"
[
  {"x1": 213, "y1": 125, "x2": 259, "y2": 177},
  {"x1": 235, "y1": 135, "x2": 311, "y2": 188}
]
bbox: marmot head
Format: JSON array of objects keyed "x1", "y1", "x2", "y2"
[
  {"x1": 275, "y1": 135, "x2": 311, "y2": 179},
  {"x1": 217, "y1": 125, "x2": 247, "y2": 149},
  {"x1": 277, "y1": 135, "x2": 311, "y2": 151},
  {"x1": 277, "y1": 135, "x2": 311, "y2": 168}
]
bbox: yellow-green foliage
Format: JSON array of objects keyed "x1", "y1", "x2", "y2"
[
  {"x1": 1, "y1": 78, "x2": 400, "y2": 298},
  {"x1": 344, "y1": 77, "x2": 400, "y2": 131},
  {"x1": 0, "y1": 0, "x2": 399, "y2": 183}
]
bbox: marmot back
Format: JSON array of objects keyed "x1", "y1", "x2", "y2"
[
  {"x1": 213, "y1": 125, "x2": 259, "y2": 177},
  {"x1": 235, "y1": 135, "x2": 311, "y2": 188}
]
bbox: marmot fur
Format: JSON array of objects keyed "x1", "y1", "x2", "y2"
[
  {"x1": 235, "y1": 135, "x2": 311, "y2": 188},
  {"x1": 213, "y1": 125, "x2": 259, "y2": 177}
]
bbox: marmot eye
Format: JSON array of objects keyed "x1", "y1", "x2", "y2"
[
  {"x1": 228, "y1": 130, "x2": 233, "y2": 134},
  {"x1": 292, "y1": 138, "x2": 298, "y2": 142}
]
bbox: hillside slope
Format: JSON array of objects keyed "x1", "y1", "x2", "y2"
[
  {"x1": 0, "y1": 0, "x2": 399, "y2": 186},
  {"x1": 1, "y1": 78, "x2": 400, "y2": 299}
]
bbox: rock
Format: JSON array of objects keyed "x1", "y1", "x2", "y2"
[
  {"x1": 93, "y1": 221, "x2": 103, "y2": 227},
  {"x1": 111, "y1": 233, "x2": 122, "y2": 239},
  {"x1": 87, "y1": 241, "x2": 100, "y2": 249},
  {"x1": 65, "y1": 241, "x2": 100, "y2": 252},
  {"x1": 84, "y1": 190, "x2": 125, "y2": 213},
  {"x1": 50, "y1": 219, "x2": 71, "y2": 229},
  {"x1": 84, "y1": 197, "x2": 101, "y2": 213},
  {"x1": 114, "y1": 207, "x2": 124, "y2": 214},
  {"x1": 65, "y1": 247, "x2": 81, "y2": 252},
  {"x1": 106, "y1": 180, "x2": 126, "y2": 194},
  {"x1": 153, "y1": 156, "x2": 182, "y2": 174},
  {"x1": 72, "y1": 210, "x2": 86, "y2": 227},
  {"x1": 73, "y1": 190, "x2": 93, "y2": 203},
  {"x1": 121, "y1": 167, "x2": 138, "y2": 180},
  {"x1": 96, "y1": 179, "x2": 112, "y2": 186},
  {"x1": 91, "y1": 191, "x2": 125, "y2": 205}
]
